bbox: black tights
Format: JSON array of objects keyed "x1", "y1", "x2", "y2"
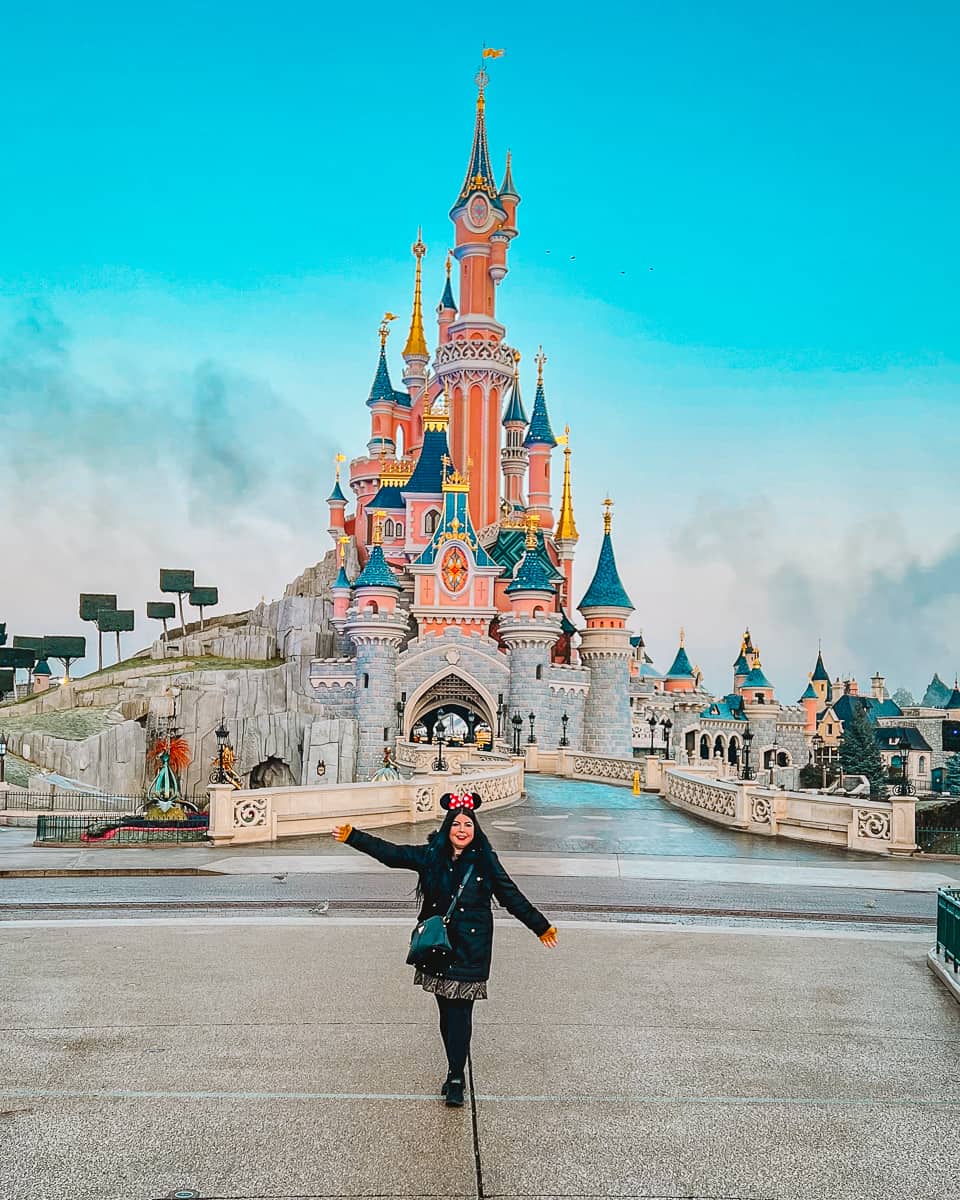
[{"x1": 435, "y1": 995, "x2": 474, "y2": 1078}]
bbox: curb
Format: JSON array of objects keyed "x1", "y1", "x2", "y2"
[
  {"x1": 0, "y1": 868, "x2": 223, "y2": 878},
  {"x1": 926, "y1": 947, "x2": 960, "y2": 1006}
]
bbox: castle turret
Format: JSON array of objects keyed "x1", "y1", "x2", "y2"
[
  {"x1": 327, "y1": 454, "x2": 348, "y2": 544},
  {"x1": 524, "y1": 347, "x2": 557, "y2": 531},
  {"x1": 664, "y1": 630, "x2": 696, "y2": 694},
  {"x1": 810, "y1": 647, "x2": 832, "y2": 708},
  {"x1": 500, "y1": 352, "x2": 528, "y2": 510},
  {"x1": 577, "y1": 499, "x2": 633, "y2": 756},
  {"x1": 331, "y1": 535, "x2": 352, "y2": 632},
  {"x1": 500, "y1": 515, "x2": 562, "y2": 746},
  {"x1": 437, "y1": 251, "x2": 457, "y2": 347},
  {"x1": 799, "y1": 676, "x2": 818, "y2": 732},
  {"x1": 346, "y1": 513, "x2": 407, "y2": 779},
  {"x1": 401, "y1": 229, "x2": 429, "y2": 397},
  {"x1": 741, "y1": 653, "x2": 775, "y2": 706},
  {"x1": 733, "y1": 628, "x2": 752, "y2": 691},
  {"x1": 554, "y1": 424, "x2": 579, "y2": 610}
]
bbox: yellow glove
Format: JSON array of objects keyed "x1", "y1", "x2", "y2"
[
  {"x1": 539, "y1": 926, "x2": 558, "y2": 947},
  {"x1": 332, "y1": 823, "x2": 353, "y2": 843}
]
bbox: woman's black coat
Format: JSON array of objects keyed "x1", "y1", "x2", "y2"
[{"x1": 344, "y1": 828, "x2": 550, "y2": 983}]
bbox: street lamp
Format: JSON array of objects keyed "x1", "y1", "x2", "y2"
[
  {"x1": 0, "y1": 732, "x2": 6, "y2": 784},
  {"x1": 741, "y1": 727, "x2": 755, "y2": 780},
  {"x1": 559, "y1": 712, "x2": 570, "y2": 747},
  {"x1": 433, "y1": 717, "x2": 447, "y2": 772},
  {"x1": 511, "y1": 711, "x2": 523, "y2": 757},
  {"x1": 396, "y1": 694, "x2": 406, "y2": 739},
  {"x1": 812, "y1": 733, "x2": 826, "y2": 789},
  {"x1": 896, "y1": 733, "x2": 913, "y2": 796},
  {"x1": 212, "y1": 721, "x2": 230, "y2": 784},
  {"x1": 660, "y1": 717, "x2": 673, "y2": 760},
  {"x1": 527, "y1": 712, "x2": 537, "y2": 744},
  {"x1": 496, "y1": 693, "x2": 504, "y2": 741},
  {"x1": 647, "y1": 713, "x2": 657, "y2": 754}
]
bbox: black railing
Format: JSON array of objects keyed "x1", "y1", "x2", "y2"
[
  {"x1": 917, "y1": 827, "x2": 960, "y2": 856},
  {"x1": 2, "y1": 791, "x2": 137, "y2": 813},
  {"x1": 36, "y1": 814, "x2": 210, "y2": 845}
]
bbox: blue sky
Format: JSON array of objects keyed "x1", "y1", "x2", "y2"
[{"x1": 1, "y1": 2, "x2": 958, "y2": 696}]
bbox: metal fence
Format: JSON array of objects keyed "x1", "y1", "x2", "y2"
[
  {"x1": 917, "y1": 827, "x2": 960, "y2": 856},
  {"x1": 936, "y1": 888, "x2": 960, "y2": 973},
  {"x1": 35, "y1": 814, "x2": 210, "y2": 845},
  {"x1": 1, "y1": 790, "x2": 140, "y2": 813}
]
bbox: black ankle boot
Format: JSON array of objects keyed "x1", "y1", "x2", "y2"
[
  {"x1": 441, "y1": 1072, "x2": 453, "y2": 1097},
  {"x1": 445, "y1": 1076, "x2": 464, "y2": 1108}
]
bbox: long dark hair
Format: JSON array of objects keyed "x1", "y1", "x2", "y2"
[{"x1": 415, "y1": 808, "x2": 494, "y2": 903}]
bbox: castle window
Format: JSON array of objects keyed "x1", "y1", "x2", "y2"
[
  {"x1": 536, "y1": 664, "x2": 543, "y2": 680},
  {"x1": 396, "y1": 523, "x2": 404, "y2": 539},
  {"x1": 363, "y1": 673, "x2": 369, "y2": 689},
  {"x1": 384, "y1": 519, "x2": 395, "y2": 538},
  {"x1": 919, "y1": 756, "x2": 926, "y2": 773},
  {"x1": 424, "y1": 509, "x2": 440, "y2": 535}
]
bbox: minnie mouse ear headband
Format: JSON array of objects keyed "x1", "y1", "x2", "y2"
[{"x1": 440, "y1": 788, "x2": 482, "y2": 813}]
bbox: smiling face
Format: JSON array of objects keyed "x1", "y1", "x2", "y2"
[{"x1": 448, "y1": 812, "x2": 475, "y2": 853}]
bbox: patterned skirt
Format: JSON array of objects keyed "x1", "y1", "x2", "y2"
[{"x1": 414, "y1": 969, "x2": 488, "y2": 1001}]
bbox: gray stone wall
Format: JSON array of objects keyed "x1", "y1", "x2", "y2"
[
  {"x1": 352, "y1": 640, "x2": 402, "y2": 781},
  {"x1": 397, "y1": 630, "x2": 510, "y2": 728},
  {"x1": 580, "y1": 651, "x2": 632, "y2": 757},
  {"x1": 505, "y1": 642, "x2": 553, "y2": 742}
]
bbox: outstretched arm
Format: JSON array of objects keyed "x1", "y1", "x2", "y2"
[
  {"x1": 332, "y1": 824, "x2": 426, "y2": 872},
  {"x1": 490, "y1": 851, "x2": 555, "y2": 941}
]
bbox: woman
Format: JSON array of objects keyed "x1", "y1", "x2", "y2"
[{"x1": 332, "y1": 787, "x2": 558, "y2": 1108}]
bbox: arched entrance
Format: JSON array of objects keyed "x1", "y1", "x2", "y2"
[{"x1": 407, "y1": 672, "x2": 494, "y2": 746}]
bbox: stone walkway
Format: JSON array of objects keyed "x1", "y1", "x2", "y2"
[{"x1": 2, "y1": 917, "x2": 957, "y2": 1199}]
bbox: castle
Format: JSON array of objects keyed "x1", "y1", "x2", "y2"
[{"x1": 307, "y1": 65, "x2": 636, "y2": 778}]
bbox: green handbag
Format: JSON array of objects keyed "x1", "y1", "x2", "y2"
[{"x1": 406, "y1": 865, "x2": 474, "y2": 969}]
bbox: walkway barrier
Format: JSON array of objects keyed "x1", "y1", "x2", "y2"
[
  {"x1": 393, "y1": 740, "x2": 513, "y2": 773},
  {"x1": 1, "y1": 789, "x2": 138, "y2": 817},
  {"x1": 661, "y1": 767, "x2": 917, "y2": 857},
  {"x1": 917, "y1": 828, "x2": 960, "y2": 856},
  {"x1": 36, "y1": 813, "x2": 209, "y2": 845},
  {"x1": 207, "y1": 758, "x2": 525, "y2": 845},
  {"x1": 554, "y1": 749, "x2": 648, "y2": 789},
  {"x1": 936, "y1": 888, "x2": 960, "y2": 973}
]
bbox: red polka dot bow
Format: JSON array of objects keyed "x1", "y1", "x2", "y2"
[{"x1": 448, "y1": 790, "x2": 475, "y2": 810}]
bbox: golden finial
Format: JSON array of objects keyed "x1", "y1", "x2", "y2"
[
  {"x1": 534, "y1": 345, "x2": 546, "y2": 387},
  {"x1": 524, "y1": 510, "x2": 540, "y2": 550},
  {"x1": 680, "y1": 626, "x2": 685, "y2": 648},
  {"x1": 445, "y1": 250, "x2": 452, "y2": 278},
  {"x1": 602, "y1": 497, "x2": 613, "y2": 535},
  {"x1": 372, "y1": 511, "x2": 385, "y2": 546},
  {"x1": 379, "y1": 313, "x2": 397, "y2": 348},
  {"x1": 556, "y1": 424, "x2": 578, "y2": 541},
  {"x1": 402, "y1": 229, "x2": 428, "y2": 359},
  {"x1": 338, "y1": 534, "x2": 349, "y2": 565},
  {"x1": 334, "y1": 452, "x2": 346, "y2": 480}
]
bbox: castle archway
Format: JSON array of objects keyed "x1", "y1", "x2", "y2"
[{"x1": 406, "y1": 671, "x2": 495, "y2": 746}]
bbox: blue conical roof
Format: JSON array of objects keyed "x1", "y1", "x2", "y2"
[
  {"x1": 506, "y1": 549, "x2": 556, "y2": 595},
  {"x1": 452, "y1": 89, "x2": 501, "y2": 210},
  {"x1": 811, "y1": 651, "x2": 829, "y2": 682},
  {"x1": 743, "y1": 665, "x2": 772, "y2": 690},
  {"x1": 34, "y1": 657, "x2": 52, "y2": 676},
  {"x1": 499, "y1": 151, "x2": 519, "y2": 200},
  {"x1": 327, "y1": 478, "x2": 347, "y2": 504},
  {"x1": 944, "y1": 683, "x2": 960, "y2": 710},
  {"x1": 354, "y1": 544, "x2": 401, "y2": 590},
  {"x1": 367, "y1": 482, "x2": 405, "y2": 511},
  {"x1": 403, "y1": 424, "x2": 449, "y2": 495},
  {"x1": 666, "y1": 645, "x2": 694, "y2": 678},
  {"x1": 367, "y1": 347, "x2": 394, "y2": 407},
  {"x1": 578, "y1": 532, "x2": 633, "y2": 612},
  {"x1": 799, "y1": 681, "x2": 818, "y2": 701},
  {"x1": 502, "y1": 377, "x2": 527, "y2": 426},
  {"x1": 332, "y1": 565, "x2": 351, "y2": 591},
  {"x1": 524, "y1": 380, "x2": 557, "y2": 448},
  {"x1": 733, "y1": 652, "x2": 750, "y2": 675},
  {"x1": 440, "y1": 273, "x2": 457, "y2": 311}
]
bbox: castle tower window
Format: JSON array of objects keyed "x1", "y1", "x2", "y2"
[
  {"x1": 535, "y1": 664, "x2": 543, "y2": 680},
  {"x1": 424, "y1": 509, "x2": 440, "y2": 535}
]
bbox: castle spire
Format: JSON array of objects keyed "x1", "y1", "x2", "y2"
[
  {"x1": 555, "y1": 425, "x2": 578, "y2": 542},
  {"x1": 525, "y1": 347, "x2": 557, "y2": 448},
  {"x1": 439, "y1": 250, "x2": 457, "y2": 312},
  {"x1": 453, "y1": 67, "x2": 498, "y2": 207},
  {"x1": 578, "y1": 500, "x2": 633, "y2": 612},
  {"x1": 402, "y1": 228, "x2": 428, "y2": 359},
  {"x1": 499, "y1": 148, "x2": 519, "y2": 200}
]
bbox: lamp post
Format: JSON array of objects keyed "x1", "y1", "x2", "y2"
[
  {"x1": 812, "y1": 733, "x2": 825, "y2": 789},
  {"x1": 511, "y1": 711, "x2": 523, "y2": 757},
  {"x1": 496, "y1": 693, "x2": 504, "y2": 741},
  {"x1": 0, "y1": 732, "x2": 6, "y2": 785},
  {"x1": 647, "y1": 713, "x2": 657, "y2": 754},
  {"x1": 896, "y1": 733, "x2": 913, "y2": 796},
  {"x1": 559, "y1": 712, "x2": 569, "y2": 747},
  {"x1": 527, "y1": 711, "x2": 537, "y2": 744},
  {"x1": 433, "y1": 714, "x2": 447, "y2": 772},
  {"x1": 212, "y1": 721, "x2": 230, "y2": 784},
  {"x1": 396, "y1": 694, "x2": 405, "y2": 740},
  {"x1": 660, "y1": 717, "x2": 673, "y2": 760},
  {"x1": 741, "y1": 727, "x2": 754, "y2": 780}
]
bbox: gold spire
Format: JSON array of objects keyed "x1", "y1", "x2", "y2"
[
  {"x1": 445, "y1": 250, "x2": 452, "y2": 278},
  {"x1": 338, "y1": 534, "x2": 349, "y2": 565},
  {"x1": 534, "y1": 345, "x2": 546, "y2": 387},
  {"x1": 524, "y1": 510, "x2": 540, "y2": 550},
  {"x1": 602, "y1": 497, "x2": 613, "y2": 535},
  {"x1": 680, "y1": 626, "x2": 685, "y2": 648},
  {"x1": 402, "y1": 228, "x2": 428, "y2": 359},
  {"x1": 555, "y1": 424, "x2": 579, "y2": 542},
  {"x1": 334, "y1": 452, "x2": 346, "y2": 480},
  {"x1": 379, "y1": 313, "x2": 397, "y2": 348},
  {"x1": 441, "y1": 452, "x2": 471, "y2": 493},
  {"x1": 372, "y1": 511, "x2": 385, "y2": 546}
]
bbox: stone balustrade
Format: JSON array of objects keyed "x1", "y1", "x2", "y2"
[
  {"x1": 554, "y1": 748, "x2": 646, "y2": 789},
  {"x1": 392, "y1": 740, "x2": 512, "y2": 774},
  {"x1": 662, "y1": 767, "x2": 917, "y2": 856},
  {"x1": 207, "y1": 759, "x2": 525, "y2": 845}
]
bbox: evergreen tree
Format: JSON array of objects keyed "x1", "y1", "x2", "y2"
[
  {"x1": 921, "y1": 674, "x2": 951, "y2": 708},
  {"x1": 838, "y1": 700, "x2": 887, "y2": 798},
  {"x1": 945, "y1": 754, "x2": 960, "y2": 797},
  {"x1": 891, "y1": 687, "x2": 916, "y2": 709}
]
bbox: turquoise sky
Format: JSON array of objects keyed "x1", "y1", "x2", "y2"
[{"x1": 1, "y1": 2, "x2": 958, "y2": 695}]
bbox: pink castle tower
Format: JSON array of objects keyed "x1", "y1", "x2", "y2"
[{"x1": 435, "y1": 66, "x2": 520, "y2": 532}]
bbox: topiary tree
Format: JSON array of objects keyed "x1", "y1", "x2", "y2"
[
  {"x1": 839, "y1": 700, "x2": 887, "y2": 798},
  {"x1": 79, "y1": 594, "x2": 117, "y2": 672},
  {"x1": 891, "y1": 687, "x2": 915, "y2": 709},
  {"x1": 945, "y1": 754, "x2": 960, "y2": 797}
]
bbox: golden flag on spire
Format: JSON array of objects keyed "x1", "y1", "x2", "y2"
[{"x1": 482, "y1": 47, "x2": 505, "y2": 58}]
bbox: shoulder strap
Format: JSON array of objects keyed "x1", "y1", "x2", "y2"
[{"x1": 443, "y1": 864, "x2": 474, "y2": 921}]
